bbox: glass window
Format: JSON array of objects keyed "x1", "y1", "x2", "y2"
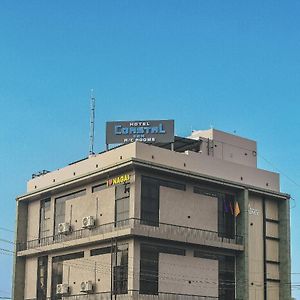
[
  {"x1": 90, "y1": 246, "x2": 112, "y2": 256},
  {"x1": 140, "y1": 244, "x2": 159, "y2": 295},
  {"x1": 115, "y1": 184, "x2": 130, "y2": 226},
  {"x1": 39, "y1": 199, "x2": 51, "y2": 240},
  {"x1": 141, "y1": 177, "x2": 160, "y2": 226},
  {"x1": 92, "y1": 182, "x2": 106, "y2": 193},
  {"x1": 113, "y1": 243, "x2": 128, "y2": 294},
  {"x1": 219, "y1": 256, "x2": 235, "y2": 300},
  {"x1": 218, "y1": 194, "x2": 235, "y2": 239},
  {"x1": 37, "y1": 256, "x2": 48, "y2": 300}
]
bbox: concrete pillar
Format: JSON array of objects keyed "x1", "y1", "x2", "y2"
[
  {"x1": 278, "y1": 198, "x2": 292, "y2": 300},
  {"x1": 12, "y1": 201, "x2": 28, "y2": 300},
  {"x1": 236, "y1": 188, "x2": 249, "y2": 300}
]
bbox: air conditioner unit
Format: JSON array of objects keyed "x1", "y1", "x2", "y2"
[
  {"x1": 82, "y1": 216, "x2": 95, "y2": 229},
  {"x1": 56, "y1": 283, "x2": 69, "y2": 295},
  {"x1": 58, "y1": 222, "x2": 71, "y2": 235},
  {"x1": 80, "y1": 281, "x2": 93, "y2": 293}
]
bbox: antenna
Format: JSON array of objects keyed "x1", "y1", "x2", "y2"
[{"x1": 89, "y1": 89, "x2": 96, "y2": 156}]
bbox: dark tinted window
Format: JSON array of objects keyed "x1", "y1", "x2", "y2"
[
  {"x1": 37, "y1": 256, "x2": 48, "y2": 300},
  {"x1": 115, "y1": 184, "x2": 130, "y2": 226},
  {"x1": 39, "y1": 199, "x2": 51, "y2": 240},
  {"x1": 140, "y1": 245, "x2": 159, "y2": 295},
  {"x1": 90, "y1": 246, "x2": 112, "y2": 256},
  {"x1": 141, "y1": 177, "x2": 160, "y2": 226},
  {"x1": 92, "y1": 183, "x2": 106, "y2": 193},
  {"x1": 218, "y1": 194, "x2": 235, "y2": 239},
  {"x1": 113, "y1": 243, "x2": 128, "y2": 294}
]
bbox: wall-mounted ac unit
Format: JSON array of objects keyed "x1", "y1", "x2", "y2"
[
  {"x1": 82, "y1": 216, "x2": 96, "y2": 229},
  {"x1": 80, "y1": 280, "x2": 93, "y2": 293},
  {"x1": 58, "y1": 222, "x2": 71, "y2": 235},
  {"x1": 56, "y1": 283, "x2": 69, "y2": 295}
]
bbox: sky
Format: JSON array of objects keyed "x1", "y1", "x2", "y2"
[{"x1": 0, "y1": 0, "x2": 300, "y2": 298}]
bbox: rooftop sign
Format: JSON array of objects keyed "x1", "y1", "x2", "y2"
[{"x1": 106, "y1": 120, "x2": 174, "y2": 145}]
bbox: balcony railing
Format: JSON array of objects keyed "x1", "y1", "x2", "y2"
[
  {"x1": 17, "y1": 218, "x2": 243, "y2": 252},
  {"x1": 25, "y1": 291, "x2": 219, "y2": 300}
]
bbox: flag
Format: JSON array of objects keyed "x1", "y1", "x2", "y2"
[
  {"x1": 229, "y1": 201, "x2": 234, "y2": 215},
  {"x1": 234, "y1": 201, "x2": 240, "y2": 217},
  {"x1": 224, "y1": 199, "x2": 230, "y2": 213}
]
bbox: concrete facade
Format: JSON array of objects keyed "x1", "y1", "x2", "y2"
[{"x1": 13, "y1": 129, "x2": 291, "y2": 300}]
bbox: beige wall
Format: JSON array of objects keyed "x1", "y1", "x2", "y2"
[
  {"x1": 62, "y1": 254, "x2": 111, "y2": 294},
  {"x1": 135, "y1": 142, "x2": 279, "y2": 192},
  {"x1": 27, "y1": 142, "x2": 137, "y2": 192},
  {"x1": 248, "y1": 194, "x2": 264, "y2": 300},
  {"x1": 24, "y1": 257, "x2": 37, "y2": 299},
  {"x1": 21, "y1": 239, "x2": 134, "y2": 299},
  {"x1": 267, "y1": 282, "x2": 279, "y2": 300},
  {"x1": 159, "y1": 253, "x2": 218, "y2": 297},
  {"x1": 189, "y1": 128, "x2": 257, "y2": 168},
  {"x1": 265, "y1": 199, "x2": 279, "y2": 220},
  {"x1": 64, "y1": 186, "x2": 115, "y2": 231},
  {"x1": 266, "y1": 222, "x2": 279, "y2": 238},
  {"x1": 160, "y1": 186, "x2": 218, "y2": 231},
  {"x1": 27, "y1": 200, "x2": 40, "y2": 241},
  {"x1": 25, "y1": 139, "x2": 280, "y2": 197}
]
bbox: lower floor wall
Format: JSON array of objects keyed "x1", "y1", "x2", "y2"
[{"x1": 22, "y1": 238, "x2": 237, "y2": 300}]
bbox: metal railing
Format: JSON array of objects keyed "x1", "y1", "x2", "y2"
[
  {"x1": 25, "y1": 291, "x2": 219, "y2": 300},
  {"x1": 17, "y1": 219, "x2": 243, "y2": 251}
]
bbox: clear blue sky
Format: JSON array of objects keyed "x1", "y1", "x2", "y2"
[{"x1": 0, "y1": 1, "x2": 299, "y2": 298}]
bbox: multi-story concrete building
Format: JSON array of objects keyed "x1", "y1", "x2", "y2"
[{"x1": 13, "y1": 128, "x2": 291, "y2": 300}]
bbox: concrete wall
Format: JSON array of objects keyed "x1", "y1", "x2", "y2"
[
  {"x1": 24, "y1": 256, "x2": 38, "y2": 299},
  {"x1": 27, "y1": 143, "x2": 137, "y2": 192},
  {"x1": 190, "y1": 128, "x2": 257, "y2": 168},
  {"x1": 62, "y1": 254, "x2": 111, "y2": 294},
  {"x1": 159, "y1": 253, "x2": 218, "y2": 297},
  {"x1": 248, "y1": 194, "x2": 264, "y2": 300},
  {"x1": 22, "y1": 239, "x2": 134, "y2": 299},
  {"x1": 159, "y1": 186, "x2": 218, "y2": 231},
  {"x1": 25, "y1": 140, "x2": 279, "y2": 196},
  {"x1": 135, "y1": 142, "x2": 279, "y2": 192},
  {"x1": 27, "y1": 200, "x2": 40, "y2": 241}
]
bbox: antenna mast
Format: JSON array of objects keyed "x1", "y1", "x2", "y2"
[{"x1": 89, "y1": 89, "x2": 96, "y2": 156}]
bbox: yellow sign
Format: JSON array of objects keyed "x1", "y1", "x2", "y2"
[{"x1": 107, "y1": 174, "x2": 131, "y2": 186}]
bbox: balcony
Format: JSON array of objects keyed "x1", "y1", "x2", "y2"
[
  {"x1": 17, "y1": 219, "x2": 243, "y2": 253},
  {"x1": 25, "y1": 291, "x2": 219, "y2": 300}
]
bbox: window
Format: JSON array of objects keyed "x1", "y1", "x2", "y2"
[
  {"x1": 194, "y1": 250, "x2": 218, "y2": 260},
  {"x1": 141, "y1": 176, "x2": 186, "y2": 226},
  {"x1": 193, "y1": 187, "x2": 219, "y2": 198},
  {"x1": 219, "y1": 256, "x2": 235, "y2": 300},
  {"x1": 140, "y1": 245, "x2": 159, "y2": 295},
  {"x1": 115, "y1": 184, "x2": 130, "y2": 226},
  {"x1": 158, "y1": 246, "x2": 185, "y2": 256},
  {"x1": 51, "y1": 252, "x2": 84, "y2": 300},
  {"x1": 113, "y1": 244, "x2": 128, "y2": 294},
  {"x1": 39, "y1": 199, "x2": 51, "y2": 240},
  {"x1": 141, "y1": 177, "x2": 160, "y2": 226},
  {"x1": 92, "y1": 182, "x2": 106, "y2": 193},
  {"x1": 54, "y1": 189, "x2": 86, "y2": 235},
  {"x1": 159, "y1": 179, "x2": 186, "y2": 191},
  {"x1": 218, "y1": 194, "x2": 235, "y2": 239},
  {"x1": 37, "y1": 256, "x2": 48, "y2": 300},
  {"x1": 193, "y1": 250, "x2": 235, "y2": 300},
  {"x1": 90, "y1": 246, "x2": 112, "y2": 256}
]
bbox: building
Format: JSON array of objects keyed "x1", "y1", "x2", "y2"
[{"x1": 13, "y1": 127, "x2": 291, "y2": 300}]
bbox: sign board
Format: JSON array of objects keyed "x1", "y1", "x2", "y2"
[
  {"x1": 106, "y1": 120, "x2": 174, "y2": 145},
  {"x1": 107, "y1": 174, "x2": 131, "y2": 186}
]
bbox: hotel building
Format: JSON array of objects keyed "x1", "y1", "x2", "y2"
[{"x1": 13, "y1": 128, "x2": 291, "y2": 300}]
